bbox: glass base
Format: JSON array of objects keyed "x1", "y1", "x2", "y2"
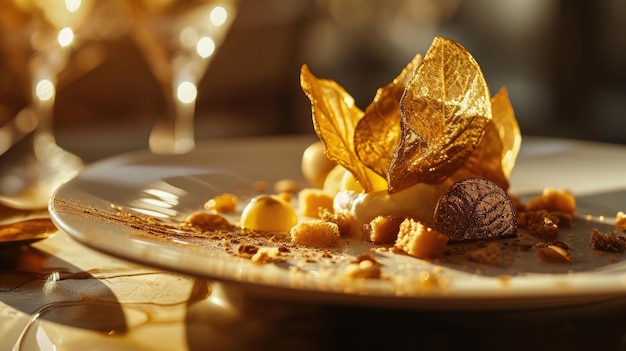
[{"x1": 0, "y1": 133, "x2": 83, "y2": 209}]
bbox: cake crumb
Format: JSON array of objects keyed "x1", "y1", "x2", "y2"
[
  {"x1": 344, "y1": 259, "x2": 381, "y2": 279},
  {"x1": 518, "y1": 210, "x2": 560, "y2": 241},
  {"x1": 251, "y1": 247, "x2": 284, "y2": 264},
  {"x1": 237, "y1": 244, "x2": 259, "y2": 258},
  {"x1": 418, "y1": 270, "x2": 442, "y2": 290},
  {"x1": 319, "y1": 208, "x2": 352, "y2": 236},
  {"x1": 537, "y1": 244, "x2": 573, "y2": 263},
  {"x1": 497, "y1": 275, "x2": 512, "y2": 287},
  {"x1": 465, "y1": 242, "x2": 502, "y2": 266},
  {"x1": 351, "y1": 253, "x2": 380, "y2": 265},
  {"x1": 363, "y1": 215, "x2": 406, "y2": 244},
  {"x1": 525, "y1": 188, "x2": 576, "y2": 215},
  {"x1": 290, "y1": 220, "x2": 340, "y2": 247},
  {"x1": 204, "y1": 193, "x2": 238, "y2": 213},
  {"x1": 183, "y1": 211, "x2": 234, "y2": 231},
  {"x1": 253, "y1": 180, "x2": 267, "y2": 193},
  {"x1": 274, "y1": 179, "x2": 300, "y2": 194},
  {"x1": 589, "y1": 228, "x2": 626, "y2": 253},
  {"x1": 298, "y1": 188, "x2": 334, "y2": 218},
  {"x1": 394, "y1": 219, "x2": 449, "y2": 259}
]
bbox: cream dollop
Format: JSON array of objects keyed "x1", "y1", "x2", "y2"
[{"x1": 333, "y1": 182, "x2": 447, "y2": 237}]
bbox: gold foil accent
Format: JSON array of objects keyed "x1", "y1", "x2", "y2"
[
  {"x1": 300, "y1": 65, "x2": 374, "y2": 192},
  {"x1": 490, "y1": 87, "x2": 522, "y2": 178},
  {"x1": 388, "y1": 37, "x2": 492, "y2": 193},
  {"x1": 355, "y1": 54, "x2": 423, "y2": 180}
]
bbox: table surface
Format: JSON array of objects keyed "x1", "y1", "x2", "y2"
[{"x1": 2, "y1": 135, "x2": 626, "y2": 351}]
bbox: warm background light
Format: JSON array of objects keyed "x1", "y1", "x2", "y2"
[
  {"x1": 176, "y1": 81, "x2": 197, "y2": 104},
  {"x1": 196, "y1": 37, "x2": 215, "y2": 58},
  {"x1": 57, "y1": 27, "x2": 74, "y2": 47},
  {"x1": 35, "y1": 79, "x2": 55, "y2": 102},
  {"x1": 0, "y1": 0, "x2": 624, "y2": 163},
  {"x1": 210, "y1": 6, "x2": 228, "y2": 26},
  {"x1": 64, "y1": 0, "x2": 81, "y2": 13}
]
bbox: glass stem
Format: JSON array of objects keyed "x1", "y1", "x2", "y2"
[
  {"x1": 29, "y1": 58, "x2": 58, "y2": 157},
  {"x1": 149, "y1": 77, "x2": 197, "y2": 154},
  {"x1": 173, "y1": 93, "x2": 196, "y2": 153}
]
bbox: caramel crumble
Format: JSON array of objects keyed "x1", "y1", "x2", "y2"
[{"x1": 589, "y1": 228, "x2": 626, "y2": 253}]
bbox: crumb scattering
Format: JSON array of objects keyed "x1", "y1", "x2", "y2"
[
  {"x1": 290, "y1": 220, "x2": 340, "y2": 247},
  {"x1": 364, "y1": 215, "x2": 406, "y2": 245},
  {"x1": 344, "y1": 259, "x2": 381, "y2": 279},
  {"x1": 184, "y1": 212, "x2": 234, "y2": 231},
  {"x1": 298, "y1": 188, "x2": 334, "y2": 218},
  {"x1": 204, "y1": 193, "x2": 238, "y2": 213},
  {"x1": 394, "y1": 219, "x2": 449, "y2": 259},
  {"x1": 465, "y1": 243, "x2": 502, "y2": 266},
  {"x1": 589, "y1": 228, "x2": 626, "y2": 253},
  {"x1": 319, "y1": 209, "x2": 352, "y2": 237},
  {"x1": 274, "y1": 179, "x2": 300, "y2": 194},
  {"x1": 537, "y1": 244, "x2": 573, "y2": 264},
  {"x1": 519, "y1": 210, "x2": 560, "y2": 241},
  {"x1": 526, "y1": 188, "x2": 576, "y2": 215},
  {"x1": 251, "y1": 247, "x2": 284, "y2": 264}
]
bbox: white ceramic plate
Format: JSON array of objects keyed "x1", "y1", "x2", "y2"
[{"x1": 49, "y1": 136, "x2": 626, "y2": 310}]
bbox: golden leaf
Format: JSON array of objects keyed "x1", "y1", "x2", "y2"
[
  {"x1": 354, "y1": 54, "x2": 423, "y2": 179},
  {"x1": 461, "y1": 121, "x2": 509, "y2": 190},
  {"x1": 460, "y1": 87, "x2": 521, "y2": 191},
  {"x1": 388, "y1": 37, "x2": 492, "y2": 193},
  {"x1": 300, "y1": 65, "x2": 374, "y2": 192},
  {"x1": 490, "y1": 87, "x2": 521, "y2": 178}
]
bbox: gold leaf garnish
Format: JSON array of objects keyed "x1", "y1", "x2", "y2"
[
  {"x1": 354, "y1": 54, "x2": 423, "y2": 179},
  {"x1": 388, "y1": 37, "x2": 492, "y2": 193},
  {"x1": 300, "y1": 65, "x2": 374, "y2": 192},
  {"x1": 301, "y1": 37, "x2": 522, "y2": 197},
  {"x1": 490, "y1": 87, "x2": 521, "y2": 178},
  {"x1": 461, "y1": 121, "x2": 508, "y2": 190},
  {"x1": 461, "y1": 87, "x2": 521, "y2": 191}
]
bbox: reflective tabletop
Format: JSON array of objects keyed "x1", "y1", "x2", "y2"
[{"x1": 2, "y1": 135, "x2": 626, "y2": 350}]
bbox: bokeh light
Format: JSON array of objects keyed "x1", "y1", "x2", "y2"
[
  {"x1": 58, "y1": 27, "x2": 74, "y2": 47},
  {"x1": 210, "y1": 6, "x2": 228, "y2": 26},
  {"x1": 35, "y1": 79, "x2": 55, "y2": 102},
  {"x1": 176, "y1": 82, "x2": 197, "y2": 104},
  {"x1": 65, "y1": 0, "x2": 82, "y2": 13},
  {"x1": 196, "y1": 37, "x2": 216, "y2": 58}
]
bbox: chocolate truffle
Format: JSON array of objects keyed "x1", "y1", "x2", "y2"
[{"x1": 434, "y1": 178, "x2": 517, "y2": 242}]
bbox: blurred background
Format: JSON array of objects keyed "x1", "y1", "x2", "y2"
[{"x1": 1, "y1": 0, "x2": 625, "y2": 163}]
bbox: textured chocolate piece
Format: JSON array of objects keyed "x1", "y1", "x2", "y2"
[{"x1": 434, "y1": 178, "x2": 517, "y2": 242}]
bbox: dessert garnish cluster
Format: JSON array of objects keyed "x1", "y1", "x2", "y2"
[
  {"x1": 180, "y1": 37, "x2": 625, "y2": 273},
  {"x1": 54, "y1": 37, "x2": 624, "y2": 282},
  {"x1": 301, "y1": 37, "x2": 520, "y2": 195}
]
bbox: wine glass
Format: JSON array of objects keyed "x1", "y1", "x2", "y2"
[
  {"x1": 127, "y1": 0, "x2": 237, "y2": 154},
  {"x1": 0, "y1": 0, "x2": 91, "y2": 209},
  {"x1": 0, "y1": 0, "x2": 131, "y2": 209}
]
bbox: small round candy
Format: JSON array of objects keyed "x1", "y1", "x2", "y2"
[
  {"x1": 240, "y1": 195, "x2": 298, "y2": 233},
  {"x1": 301, "y1": 142, "x2": 336, "y2": 188},
  {"x1": 434, "y1": 178, "x2": 517, "y2": 242}
]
